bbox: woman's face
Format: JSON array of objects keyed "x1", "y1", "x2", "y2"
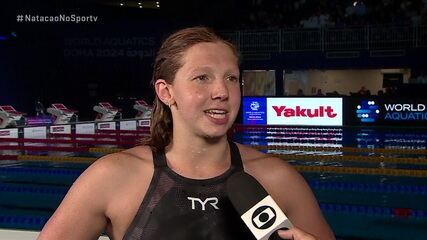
[{"x1": 170, "y1": 41, "x2": 240, "y2": 140}]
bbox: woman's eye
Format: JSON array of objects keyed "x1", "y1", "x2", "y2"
[
  {"x1": 227, "y1": 76, "x2": 239, "y2": 82},
  {"x1": 195, "y1": 75, "x2": 209, "y2": 81}
]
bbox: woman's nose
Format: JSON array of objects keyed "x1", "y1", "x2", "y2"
[{"x1": 211, "y1": 80, "x2": 229, "y2": 101}]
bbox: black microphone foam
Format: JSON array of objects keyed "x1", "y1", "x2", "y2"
[{"x1": 226, "y1": 171, "x2": 268, "y2": 214}]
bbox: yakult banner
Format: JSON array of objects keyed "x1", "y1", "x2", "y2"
[
  {"x1": 243, "y1": 97, "x2": 343, "y2": 126},
  {"x1": 97, "y1": 122, "x2": 116, "y2": 130},
  {"x1": 267, "y1": 98, "x2": 343, "y2": 126},
  {"x1": 0, "y1": 128, "x2": 19, "y2": 138},
  {"x1": 138, "y1": 119, "x2": 151, "y2": 127},
  {"x1": 50, "y1": 125, "x2": 71, "y2": 134}
]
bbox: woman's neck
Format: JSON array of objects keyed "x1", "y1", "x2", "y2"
[{"x1": 164, "y1": 136, "x2": 230, "y2": 179}]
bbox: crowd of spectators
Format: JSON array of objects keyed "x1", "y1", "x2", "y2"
[{"x1": 237, "y1": 0, "x2": 427, "y2": 29}]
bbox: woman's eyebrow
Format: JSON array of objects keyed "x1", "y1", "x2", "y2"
[
  {"x1": 224, "y1": 69, "x2": 240, "y2": 76},
  {"x1": 189, "y1": 66, "x2": 212, "y2": 72},
  {"x1": 186, "y1": 66, "x2": 213, "y2": 75},
  {"x1": 185, "y1": 66, "x2": 239, "y2": 77}
]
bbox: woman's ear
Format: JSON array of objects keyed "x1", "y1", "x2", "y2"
[{"x1": 155, "y1": 79, "x2": 174, "y2": 106}]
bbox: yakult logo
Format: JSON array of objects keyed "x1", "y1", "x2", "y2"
[
  {"x1": 0, "y1": 131, "x2": 10, "y2": 136},
  {"x1": 272, "y1": 106, "x2": 337, "y2": 118},
  {"x1": 99, "y1": 123, "x2": 110, "y2": 128},
  {"x1": 51, "y1": 126, "x2": 65, "y2": 132},
  {"x1": 267, "y1": 98, "x2": 343, "y2": 126},
  {"x1": 0, "y1": 129, "x2": 18, "y2": 138}
]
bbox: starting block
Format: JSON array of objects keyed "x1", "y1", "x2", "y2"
[
  {"x1": 134, "y1": 100, "x2": 152, "y2": 119},
  {"x1": 93, "y1": 102, "x2": 121, "y2": 121},
  {"x1": 47, "y1": 103, "x2": 78, "y2": 124},
  {"x1": 0, "y1": 105, "x2": 26, "y2": 128}
]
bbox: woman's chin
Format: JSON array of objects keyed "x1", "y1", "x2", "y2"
[{"x1": 202, "y1": 132, "x2": 227, "y2": 141}]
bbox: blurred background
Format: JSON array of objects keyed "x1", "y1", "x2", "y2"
[{"x1": 1, "y1": 0, "x2": 426, "y2": 119}]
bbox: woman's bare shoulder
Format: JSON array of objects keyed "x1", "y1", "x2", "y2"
[
  {"x1": 236, "y1": 142, "x2": 292, "y2": 174},
  {"x1": 38, "y1": 145, "x2": 155, "y2": 240},
  {"x1": 87, "y1": 145, "x2": 154, "y2": 186},
  {"x1": 236, "y1": 142, "x2": 309, "y2": 211}
]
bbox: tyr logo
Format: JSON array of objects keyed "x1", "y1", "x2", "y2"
[{"x1": 187, "y1": 197, "x2": 219, "y2": 211}]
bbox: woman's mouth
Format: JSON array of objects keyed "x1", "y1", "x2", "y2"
[
  {"x1": 204, "y1": 109, "x2": 228, "y2": 119},
  {"x1": 204, "y1": 109, "x2": 229, "y2": 124}
]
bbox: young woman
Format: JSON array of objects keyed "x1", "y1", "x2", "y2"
[{"x1": 38, "y1": 27, "x2": 335, "y2": 240}]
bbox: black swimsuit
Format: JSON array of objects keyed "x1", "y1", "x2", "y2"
[{"x1": 122, "y1": 141, "x2": 255, "y2": 240}]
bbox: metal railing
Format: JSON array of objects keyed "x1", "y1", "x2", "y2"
[{"x1": 222, "y1": 25, "x2": 427, "y2": 53}]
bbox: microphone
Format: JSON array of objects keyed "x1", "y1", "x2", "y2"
[{"x1": 226, "y1": 171, "x2": 293, "y2": 240}]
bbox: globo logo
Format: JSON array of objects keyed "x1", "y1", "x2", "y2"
[{"x1": 251, "y1": 205, "x2": 277, "y2": 229}]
